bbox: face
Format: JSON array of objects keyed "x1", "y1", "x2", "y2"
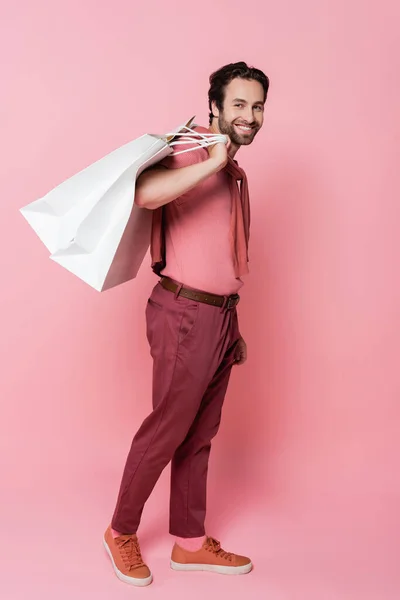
[{"x1": 213, "y1": 78, "x2": 265, "y2": 146}]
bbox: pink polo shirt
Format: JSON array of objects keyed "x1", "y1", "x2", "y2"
[{"x1": 158, "y1": 134, "x2": 244, "y2": 296}]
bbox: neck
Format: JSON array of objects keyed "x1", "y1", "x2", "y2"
[{"x1": 209, "y1": 119, "x2": 240, "y2": 159}]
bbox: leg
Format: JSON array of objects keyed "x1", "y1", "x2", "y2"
[
  {"x1": 111, "y1": 284, "x2": 237, "y2": 534},
  {"x1": 169, "y1": 325, "x2": 240, "y2": 537}
]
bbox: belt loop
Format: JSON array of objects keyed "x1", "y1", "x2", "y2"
[
  {"x1": 174, "y1": 282, "x2": 183, "y2": 300},
  {"x1": 220, "y1": 295, "x2": 228, "y2": 313}
]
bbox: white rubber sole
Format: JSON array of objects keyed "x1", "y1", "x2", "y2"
[
  {"x1": 170, "y1": 559, "x2": 253, "y2": 575},
  {"x1": 103, "y1": 538, "x2": 153, "y2": 587}
]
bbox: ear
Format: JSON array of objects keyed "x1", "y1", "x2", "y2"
[{"x1": 211, "y1": 101, "x2": 220, "y2": 119}]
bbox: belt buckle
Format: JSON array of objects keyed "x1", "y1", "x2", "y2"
[{"x1": 226, "y1": 295, "x2": 238, "y2": 310}]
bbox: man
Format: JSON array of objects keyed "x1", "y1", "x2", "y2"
[{"x1": 103, "y1": 61, "x2": 269, "y2": 586}]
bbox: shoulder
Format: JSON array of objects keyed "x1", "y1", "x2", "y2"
[
  {"x1": 159, "y1": 124, "x2": 210, "y2": 170},
  {"x1": 193, "y1": 125, "x2": 211, "y2": 135}
]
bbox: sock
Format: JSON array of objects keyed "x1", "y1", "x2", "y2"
[
  {"x1": 112, "y1": 528, "x2": 125, "y2": 538},
  {"x1": 175, "y1": 535, "x2": 206, "y2": 552},
  {"x1": 111, "y1": 524, "x2": 137, "y2": 538}
]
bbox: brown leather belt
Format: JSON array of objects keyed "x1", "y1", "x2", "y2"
[{"x1": 160, "y1": 277, "x2": 240, "y2": 309}]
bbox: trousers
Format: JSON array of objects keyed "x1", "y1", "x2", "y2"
[{"x1": 111, "y1": 281, "x2": 240, "y2": 537}]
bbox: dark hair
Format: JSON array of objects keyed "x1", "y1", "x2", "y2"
[{"x1": 208, "y1": 61, "x2": 270, "y2": 125}]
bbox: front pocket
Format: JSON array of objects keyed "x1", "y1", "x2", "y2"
[
  {"x1": 147, "y1": 296, "x2": 164, "y2": 311},
  {"x1": 145, "y1": 296, "x2": 165, "y2": 348},
  {"x1": 178, "y1": 302, "x2": 199, "y2": 344}
]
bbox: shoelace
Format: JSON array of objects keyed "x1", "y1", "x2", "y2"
[
  {"x1": 205, "y1": 537, "x2": 234, "y2": 562},
  {"x1": 116, "y1": 536, "x2": 145, "y2": 571}
]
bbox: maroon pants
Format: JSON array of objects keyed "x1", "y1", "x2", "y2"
[{"x1": 111, "y1": 281, "x2": 241, "y2": 537}]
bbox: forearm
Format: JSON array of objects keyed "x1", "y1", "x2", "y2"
[{"x1": 135, "y1": 158, "x2": 223, "y2": 210}]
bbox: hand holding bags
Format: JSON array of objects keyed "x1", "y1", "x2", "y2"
[{"x1": 20, "y1": 118, "x2": 227, "y2": 291}]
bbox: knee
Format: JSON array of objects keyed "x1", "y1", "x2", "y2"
[{"x1": 174, "y1": 438, "x2": 212, "y2": 461}]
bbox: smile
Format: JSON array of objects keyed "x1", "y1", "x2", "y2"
[{"x1": 235, "y1": 124, "x2": 253, "y2": 133}]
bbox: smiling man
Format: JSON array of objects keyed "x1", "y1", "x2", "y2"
[{"x1": 103, "y1": 62, "x2": 270, "y2": 586}]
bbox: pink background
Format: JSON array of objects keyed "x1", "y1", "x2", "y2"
[{"x1": 1, "y1": 1, "x2": 399, "y2": 598}]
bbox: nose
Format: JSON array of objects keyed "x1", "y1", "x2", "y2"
[{"x1": 244, "y1": 106, "x2": 256, "y2": 124}]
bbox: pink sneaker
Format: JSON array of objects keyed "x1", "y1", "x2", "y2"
[
  {"x1": 171, "y1": 536, "x2": 253, "y2": 575},
  {"x1": 103, "y1": 526, "x2": 153, "y2": 586}
]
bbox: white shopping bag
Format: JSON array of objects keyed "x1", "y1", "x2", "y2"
[{"x1": 20, "y1": 118, "x2": 227, "y2": 291}]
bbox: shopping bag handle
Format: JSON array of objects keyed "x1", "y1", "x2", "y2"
[{"x1": 166, "y1": 126, "x2": 228, "y2": 156}]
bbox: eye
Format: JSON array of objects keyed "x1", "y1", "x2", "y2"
[
  {"x1": 254, "y1": 106, "x2": 264, "y2": 112},
  {"x1": 235, "y1": 103, "x2": 244, "y2": 108}
]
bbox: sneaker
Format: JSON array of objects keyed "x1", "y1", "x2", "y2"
[
  {"x1": 103, "y1": 526, "x2": 153, "y2": 586},
  {"x1": 170, "y1": 536, "x2": 253, "y2": 575}
]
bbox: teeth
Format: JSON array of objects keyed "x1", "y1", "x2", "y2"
[{"x1": 237, "y1": 125, "x2": 251, "y2": 131}]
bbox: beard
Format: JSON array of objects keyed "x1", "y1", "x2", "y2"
[{"x1": 217, "y1": 113, "x2": 259, "y2": 146}]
